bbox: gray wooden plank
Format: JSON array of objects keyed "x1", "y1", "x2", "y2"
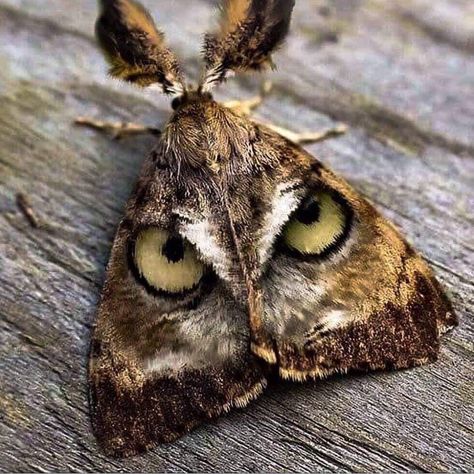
[{"x1": 0, "y1": 0, "x2": 472, "y2": 472}]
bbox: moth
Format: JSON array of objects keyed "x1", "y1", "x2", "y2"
[{"x1": 84, "y1": 0, "x2": 457, "y2": 458}]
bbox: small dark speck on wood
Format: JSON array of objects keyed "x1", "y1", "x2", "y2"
[{"x1": 16, "y1": 192, "x2": 40, "y2": 228}]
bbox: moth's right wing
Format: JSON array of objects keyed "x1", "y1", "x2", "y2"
[
  {"x1": 248, "y1": 138, "x2": 457, "y2": 381},
  {"x1": 89, "y1": 161, "x2": 265, "y2": 458}
]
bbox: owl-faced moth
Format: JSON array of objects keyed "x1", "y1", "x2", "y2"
[{"x1": 88, "y1": 0, "x2": 457, "y2": 458}]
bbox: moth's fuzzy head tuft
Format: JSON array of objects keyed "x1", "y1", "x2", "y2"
[
  {"x1": 170, "y1": 89, "x2": 214, "y2": 112},
  {"x1": 162, "y1": 97, "x2": 257, "y2": 169}
]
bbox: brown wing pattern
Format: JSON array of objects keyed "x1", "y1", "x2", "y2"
[
  {"x1": 253, "y1": 147, "x2": 457, "y2": 380},
  {"x1": 87, "y1": 96, "x2": 456, "y2": 456},
  {"x1": 90, "y1": 336, "x2": 263, "y2": 457},
  {"x1": 88, "y1": 153, "x2": 266, "y2": 458}
]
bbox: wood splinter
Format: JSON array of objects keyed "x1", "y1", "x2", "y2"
[
  {"x1": 16, "y1": 192, "x2": 40, "y2": 228},
  {"x1": 75, "y1": 117, "x2": 161, "y2": 140}
]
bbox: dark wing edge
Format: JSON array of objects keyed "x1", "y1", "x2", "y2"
[
  {"x1": 89, "y1": 335, "x2": 265, "y2": 457},
  {"x1": 277, "y1": 268, "x2": 457, "y2": 382}
]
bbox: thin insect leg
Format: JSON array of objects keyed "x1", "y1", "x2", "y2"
[
  {"x1": 75, "y1": 117, "x2": 161, "y2": 140},
  {"x1": 256, "y1": 122, "x2": 348, "y2": 145},
  {"x1": 224, "y1": 82, "x2": 347, "y2": 144},
  {"x1": 224, "y1": 80, "x2": 273, "y2": 117},
  {"x1": 16, "y1": 193, "x2": 40, "y2": 228}
]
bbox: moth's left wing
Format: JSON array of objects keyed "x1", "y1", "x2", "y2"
[
  {"x1": 253, "y1": 145, "x2": 457, "y2": 380},
  {"x1": 89, "y1": 158, "x2": 265, "y2": 458}
]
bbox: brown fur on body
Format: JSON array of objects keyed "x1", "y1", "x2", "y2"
[{"x1": 89, "y1": 0, "x2": 457, "y2": 458}]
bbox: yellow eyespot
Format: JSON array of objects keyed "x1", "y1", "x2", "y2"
[
  {"x1": 133, "y1": 228, "x2": 205, "y2": 295},
  {"x1": 282, "y1": 190, "x2": 350, "y2": 257}
]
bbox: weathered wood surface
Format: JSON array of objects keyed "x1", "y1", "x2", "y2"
[{"x1": 0, "y1": 0, "x2": 473, "y2": 471}]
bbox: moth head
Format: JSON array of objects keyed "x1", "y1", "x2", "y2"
[
  {"x1": 163, "y1": 90, "x2": 254, "y2": 168},
  {"x1": 170, "y1": 88, "x2": 214, "y2": 112}
]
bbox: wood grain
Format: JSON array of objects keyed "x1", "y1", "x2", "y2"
[{"x1": 0, "y1": 0, "x2": 472, "y2": 471}]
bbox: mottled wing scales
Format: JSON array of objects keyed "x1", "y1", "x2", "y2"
[
  {"x1": 86, "y1": 87, "x2": 457, "y2": 457},
  {"x1": 88, "y1": 152, "x2": 266, "y2": 457},
  {"x1": 90, "y1": 335, "x2": 264, "y2": 457},
  {"x1": 253, "y1": 146, "x2": 457, "y2": 381},
  {"x1": 278, "y1": 265, "x2": 455, "y2": 381}
]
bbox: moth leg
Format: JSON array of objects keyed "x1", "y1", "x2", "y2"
[
  {"x1": 75, "y1": 117, "x2": 161, "y2": 140},
  {"x1": 224, "y1": 81, "x2": 347, "y2": 144},
  {"x1": 257, "y1": 122, "x2": 348, "y2": 145},
  {"x1": 224, "y1": 80, "x2": 273, "y2": 117}
]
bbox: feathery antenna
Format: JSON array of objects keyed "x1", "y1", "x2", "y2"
[{"x1": 96, "y1": 0, "x2": 185, "y2": 94}]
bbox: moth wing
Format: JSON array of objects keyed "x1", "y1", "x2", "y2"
[
  {"x1": 255, "y1": 145, "x2": 457, "y2": 380},
  {"x1": 89, "y1": 156, "x2": 265, "y2": 458}
]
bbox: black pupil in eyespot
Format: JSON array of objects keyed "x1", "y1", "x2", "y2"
[
  {"x1": 171, "y1": 97, "x2": 182, "y2": 110},
  {"x1": 295, "y1": 198, "x2": 321, "y2": 225},
  {"x1": 162, "y1": 236, "x2": 185, "y2": 263}
]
